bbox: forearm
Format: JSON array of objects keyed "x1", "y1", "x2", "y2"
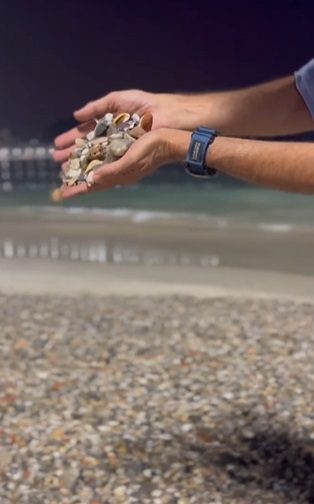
[
  {"x1": 165, "y1": 129, "x2": 314, "y2": 194},
  {"x1": 175, "y1": 76, "x2": 313, "y2": 137}
]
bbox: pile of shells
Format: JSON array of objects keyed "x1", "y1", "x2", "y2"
[{"x1": 51, "y1": 112, "x2": 153, "y2": 201}]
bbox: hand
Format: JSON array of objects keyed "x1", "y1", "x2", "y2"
[
  {"x1": 53, "y1": 89, "x2": 202, "y2": 163},
  {"x1": 59, "y1": 128, "x2": 190, "y2": 199}
]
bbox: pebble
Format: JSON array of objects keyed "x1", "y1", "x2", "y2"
[
  {"x1": 0, "y1": 293, "x2": 312, "y2": 504},
  {"x1": 0, "y1": 449, "x2": 12, "y2": 468}
]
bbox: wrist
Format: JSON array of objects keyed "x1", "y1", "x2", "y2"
[{"x1": 158, "y1": 128, "x2": 191, "y2": 163}]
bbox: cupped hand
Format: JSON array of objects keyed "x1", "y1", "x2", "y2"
[
  {"x1": 58, "y1": 128, "x2": 188, "y2": 200},
  {"x1": 53, "y1": 89, "x2": 201, "y2": 163}
]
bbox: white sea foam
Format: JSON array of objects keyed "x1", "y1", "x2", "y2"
[
  {"x1": 256, "y1": 223, "x2": 294, "y2": 233},
  {"x1": 10, "y1": 205, "x2": 302, "y2": 234}
]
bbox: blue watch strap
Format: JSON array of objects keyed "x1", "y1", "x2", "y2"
[{"x1": 185, "y1": 127, "x2": 218, "y2": 178}]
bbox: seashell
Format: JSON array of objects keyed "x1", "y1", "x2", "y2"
[
  {"x1": 106, "y1": 123, "x2": 119, "y2": 137},
  {"x1": 81, "y1": 147, "x2": 90, "y2": 158},
  {"x1": 103, "y1": 113, "x2": 113, "y2": 124},
  {"x1": 85, "y1": 170, "x2": 95, "y2": 187},
  {"x1": 108, "y1": 132, "x2": 135, "y2": 158},
  {"x1": 84, "y1": 159, "x2": 103, "y2": 174},
  {"x1": 79, "y1": 155, "x2": 89, "y2": 169},
  {"x1": 103, "y1": 150, "x2": 117, "y2": 164},
  {"x1": 118, "y1": 119, "x2": 136, "y2": 132},
  {"x1": 75, "y1": 138, "x2": 86, "y2": 148},
  {"x1": 88, "y1": 143, "x2": 106, "y2": 161},
  {"x1": 128, "y1": 126, "x2": 146, "y2": 139},
  {"x1": 94, "y1": 122, "x2": 108, "y2": 138},
  {"x1": 139, "y1": 112, "x2": 153, "y2": 132},
  {"x1": 72, "y1": 148, "x2": 84, "y2": 158},
  {"x1": 67, "y1": 178, "x2": 79, "y2": 187},
  {"x1": 131, "y1": 113, "x2": 140, "y2": 125},
  {"x1": 113, "y1": 113, "x2": 130, "y2": 126},
  {"x1": 68, "y1": 158, "x2": 81, "y2": 171},
  {"x1": 66, "y1": 166, "x2": 82, "y2": 180},
  {"x1": 50, "y1": 188, "x2": 64, "y2": 202},
  {"x1": 86, "y1": 130, "x2": 95, "y2": 141}
]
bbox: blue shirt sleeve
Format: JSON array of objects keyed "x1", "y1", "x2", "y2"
[{"x1": 295, "y1": 58, "x2": 314, "y2": 120}]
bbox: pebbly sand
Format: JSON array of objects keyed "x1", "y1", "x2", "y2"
[
  {"x1": 0, "y1": 209, "x2": 314, "y2": 503},
  {"x1": 0, "y1": 292, "x2": 314, "y2": 504}
]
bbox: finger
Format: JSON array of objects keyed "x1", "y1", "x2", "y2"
[
  {"x1": 54, "y1": 120, "x2": 95, "y2": 149},
  {"x1": 53, "y1": 145, "x2": 76, "y2": 163},
  {"x1": 74, "y1": 94, "x2": 116, "y2": 122},
  {"x1": 61, "y1": 176, "x2": 116, "y2": 199},
  {"x1": 61, "y1": 183, "x2": 90, "y2": 198},
  {"x1": 92, "y1": 158, "x2": 128, "y2": 185}
]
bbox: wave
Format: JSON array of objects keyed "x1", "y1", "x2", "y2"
[{"x1": 3, "y1": 205, "x2": 308, "y2": 234}]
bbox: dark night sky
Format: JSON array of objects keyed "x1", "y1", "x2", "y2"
[{"x1": 0, "y1": 0, "x2": 313, "y2": 139}]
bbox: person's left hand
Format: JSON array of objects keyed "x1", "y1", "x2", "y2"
[{"x1": 59, "y1": 128, "x2": 188, "y2": 199}]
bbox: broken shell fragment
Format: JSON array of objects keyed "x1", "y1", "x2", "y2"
[
  {"x1": 81, "y1": 147, "x2": 90, "y2": 158},
  {"x1": 108, "y1": 132, "x2": 135, "y2": 158},
  {"x1": 118, "y1": 118, "x2": 137, "y2": 132},
  {"x1": 102, "y1": 113, "x2": 113, "y2": 124},
  {"x1": 128, "y1": 126, "x2": 146, "y2": 139},
  {"x1": 68, "y1": 158, "x2": 81, "y2": 171},
  {"x1": 94, "y1": 122, "x2": 108, "y2": 138},
  {"x1": 79, "y1": 155, "x2": 89, "y2": 170},
  {"x1": 85, "y1": 170, "x2": 95, "y2": 187},
  {"x1": 131, "y1": 113, "x2": 140, "y2": 124},
  {"x1": 106, "y1": 123, "x2": 119, "y2": 137},
  {"x1": 93, "y1": 113, "x2": 114, "y2": 137},
  {"x1": 85, "y1": 159, "x2": 103, "y2": 174},
  {"x1": 73, "y1": 148, "x2": 84, "y2": 158},
  {"x1": 75, "y1": 138, "x2": 86, "y2": 148},
  {"x1": 86, "y1": 130, "x2": 95, "y2": 141}
]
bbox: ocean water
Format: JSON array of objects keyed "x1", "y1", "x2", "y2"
[{"x1": 1, "y1": 183, "x2": 314, "y2": 232}]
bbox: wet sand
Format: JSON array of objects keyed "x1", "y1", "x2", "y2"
[
  {"x1": 0, "y1": 207, "x2": 314, "y2": 277},
  {"x1": 0, "y1": 207, "x2": 313, "y2": 303}
]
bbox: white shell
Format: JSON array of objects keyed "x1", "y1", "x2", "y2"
[
  {"x1": 108, "y1": 132, "x2": 135, "y2": 157},
  {"x1": 68, "y1": 158, "x2": 81, "y2": 171},
  {"x1": 67, "y1": 167, "x2": 82, "y2": 179},
  {"x1": 84, "y1": 159, "x2": 103, "y2": 174},
  {"x1": 104, "y1": 113, "x2": 113, "y2": 124},
  {"x1": 81, "y1": 147, "x2": 90, "y2": 157},
  {"x1": 75, "y1": 138, "x2": 86, "y2": 148},
  {"x1": 79, "y1": 155, "x2": 89, "y2": 168},
  {"x1": 131, "y1": 113, "x2": 140, "y2": 124},
  {"x1": 85, "y1": 171, "x2": 95, "y2": 187},
  {"x1": 86, "y1": 131, "x2": 95, "y2": 141}
]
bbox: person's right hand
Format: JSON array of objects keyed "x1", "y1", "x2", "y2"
[{"x1": 53, "y1": 89, "x2": 203, "y2": 163}]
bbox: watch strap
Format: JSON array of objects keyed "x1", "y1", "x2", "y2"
[{"x1": 185, "y1": 127, "x2": 218, "y2": 178}]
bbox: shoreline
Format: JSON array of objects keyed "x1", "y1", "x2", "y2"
[
  {"x1": 1, "y1": 258, "x2": 314, "y2": 304},
  {"x1": 0, "y1": 208, "x2": 314, "y2": 276}
]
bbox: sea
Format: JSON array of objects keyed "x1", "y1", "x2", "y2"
[{"x1": 1, "y1": 181, "x2": 314, "y2": 233}]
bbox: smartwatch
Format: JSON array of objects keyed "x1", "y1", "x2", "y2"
[{"x1": 185, "y1": 127, "x2": 218, "y2": 178}]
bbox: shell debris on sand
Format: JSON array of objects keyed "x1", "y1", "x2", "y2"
[
  {"x1": 0, "y1": 293, "x2": 314, "y2": 503},
  {"x1": 50, "y1": 112, "x2": 153, "y2": 201}
]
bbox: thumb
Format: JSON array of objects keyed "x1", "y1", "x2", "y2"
[{"x1": 74, "y1": 92, "x2": 117, "y2": 122}]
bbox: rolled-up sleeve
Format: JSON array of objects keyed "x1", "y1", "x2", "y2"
[{"x1": 295, "y1": 58, "x2": 314, "y2": 120}]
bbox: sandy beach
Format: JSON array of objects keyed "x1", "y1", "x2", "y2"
[{"x1": 0, "y1": 209, "x2": 314, "y2": 503}]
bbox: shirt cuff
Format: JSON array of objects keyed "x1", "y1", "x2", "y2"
[{"x1": 294, "y1": 58, "x2": 314, "y2": 121}]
